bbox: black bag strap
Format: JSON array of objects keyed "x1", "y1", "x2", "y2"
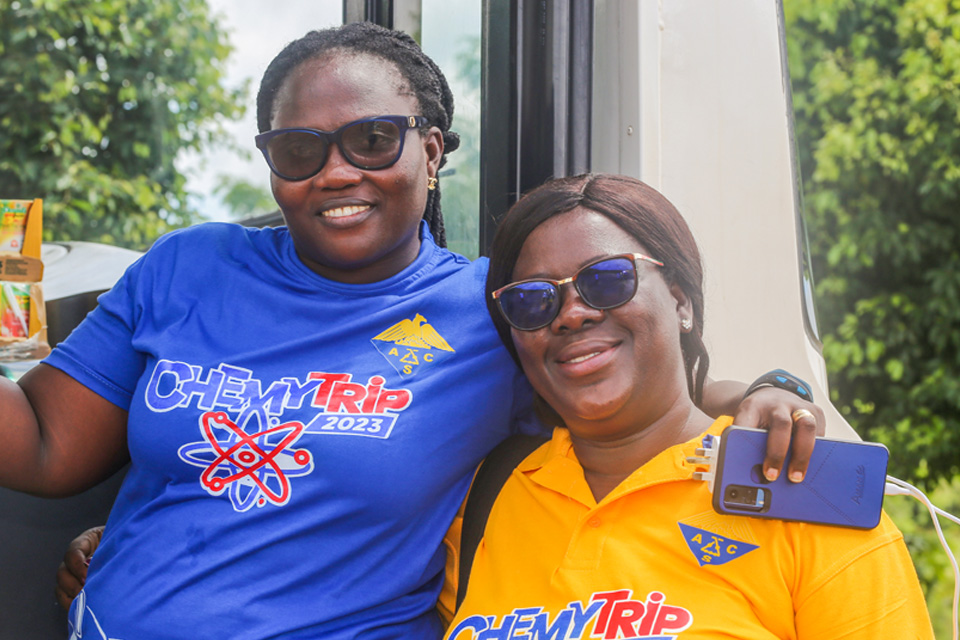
[{"x1": 456, "y1": 433, "x2": 550, "y2": 610}]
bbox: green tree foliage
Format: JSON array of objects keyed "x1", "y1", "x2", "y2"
[
  {"x1": 0, "y1": 0, "x2": 245, "y2": 249},
  {"x1": 214, "y1": 175, "x2": 276, "y2": 220},
  {"x1": 785, "y1": 0, "x2": 960, "y2": 484},
  {"x1": 884, "y1": 476, "x2": 960, "y2": 638}
]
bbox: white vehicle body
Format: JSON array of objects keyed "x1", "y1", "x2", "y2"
[{"x1": 591, "y1": 0, "x2": 856, "y2": 438}]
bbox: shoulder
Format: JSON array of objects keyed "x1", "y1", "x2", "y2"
[
  {"x1": 431, "y1": 251, "x2": 489, "y2": 287},
  {"x1": 148, "y1": 222, "x2": 274, "y2": 253},
  {"x1": 400, "y1": 246, "x2": 490, "y2": 304},
  {"x1": 789, "y1": 512, "x2": 933, "y2": 635},
  {"x1": 138, "y1": 223, "x2": 286, "y2": 271}
]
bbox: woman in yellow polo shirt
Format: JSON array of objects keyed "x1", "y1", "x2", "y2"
[{"x1": 444, "y1": 173, "x2": 933, "y2": 639}]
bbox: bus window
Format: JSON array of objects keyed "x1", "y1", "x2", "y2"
[{"x1": 421, "y1": 0, "x2": 483, "y2": 259}]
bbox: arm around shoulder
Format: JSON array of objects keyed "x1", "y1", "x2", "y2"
[{"x1": 0, "y1": 364, "x2": 129, "y2": 497}]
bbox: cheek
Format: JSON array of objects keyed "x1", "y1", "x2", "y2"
[
  {"x1": 512, "y1": 333, "x2": 551, "y2": 388},
  {"x1": 270, "y1": 177, "x2": 299, "y2": 210},
  {"x1": 392, "y1": 169, "x2": 428, "y2": 213},
  {"x1": 397, "y1": 143, "x2": 429, "y2": 186}
]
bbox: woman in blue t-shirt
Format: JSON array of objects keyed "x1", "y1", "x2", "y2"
[{"x1": 2, "y1": 22, "x2": 821, "y2": 640}]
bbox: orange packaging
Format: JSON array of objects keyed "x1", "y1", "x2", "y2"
[
  {"x1": 0, "y1": 198, "x2": 49, "y2": 360},
  {"x1": 0, "y1": 200, "x2": 29, "y2": 253}
]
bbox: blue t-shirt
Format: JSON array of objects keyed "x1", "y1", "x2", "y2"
[{"x1": 45, "y1": 222, "x2": 534, "y2": 640}]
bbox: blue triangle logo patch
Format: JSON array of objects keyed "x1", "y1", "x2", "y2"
[
  {"x1": 678, "y1": 523, "x2": 759, "y2": 567},
  {"x1": 370, "y1": 314, "x2": 455, "y2": 379}
]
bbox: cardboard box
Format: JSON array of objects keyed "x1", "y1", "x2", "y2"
[{"x1": 0, "y1": 199, "x2": 43, "y2": 282}]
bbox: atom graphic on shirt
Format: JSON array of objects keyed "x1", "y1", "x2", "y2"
[{"x1": 178, "y1": 411, "x2": 314, "y2": 512}]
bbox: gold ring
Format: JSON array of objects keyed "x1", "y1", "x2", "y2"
[{"x1": 791, "y1": 408, "x2": 815, "y2": 423}]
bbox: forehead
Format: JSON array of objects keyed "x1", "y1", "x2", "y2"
[
  {"x1": 513, "y1": 208, "x2": 650, "y2": 278},
  {"x1": 271, "y1": 52, "x2": 419, "y2": 129}
]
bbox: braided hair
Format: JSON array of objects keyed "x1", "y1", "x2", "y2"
[{"x1": 256, "y1": 22, "x2": 460, "y2": 247}]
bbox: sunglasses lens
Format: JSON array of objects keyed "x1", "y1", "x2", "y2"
[
  {"x1": 577, "y1": 257, "x2": 638, "y2": 309},
  {"x1": 265, "y1": 131, "x2": 328, "y2": 180},
  {"x1": 498, "y1": 281, "x2": 560, "y2": 330},
  {"x1": 341, "y1": 119, "x2": 404, "y2": 169}
]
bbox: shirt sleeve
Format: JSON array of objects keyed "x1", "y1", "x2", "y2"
[
  {"x1": 42, "y1": 252, "x2": 148, "y2": 410},
  {"x1": 794, "y1": 513, "x2": 935, "y2": 639}
]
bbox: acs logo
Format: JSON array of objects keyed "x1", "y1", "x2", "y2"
[{"x1": 371, "y1": 313, "x2": 455, "y2": 377}]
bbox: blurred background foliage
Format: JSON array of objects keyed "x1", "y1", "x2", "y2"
[
  {"x1": 786, "y1": 0, "x2": 960, "y2": 485},
  {"x1": 0, "y1": 0, "x2": 245, "y2": 249},
  {"x1": 785, "y1": 0, "x2": 960, "y2": 635}
]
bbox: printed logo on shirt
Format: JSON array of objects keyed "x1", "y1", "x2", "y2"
[
  {"x1": 678, "y1": 522, "x2": 758, "y2": 567},
  {"x1": 370, "y1": 313, "x2": 455, "y2": 378},
  {"x1": 448, "y1": 589, "x2": 692, "y2": 640},
  {"x1": 69, "y1": 589, "x2": 123, "y2": 640},
  {"x1": 178, "y1": 411, "x2": 314, "y2": 511},
  {"x1": 145, "y1": 360, "x2": 413, "y2": 512}
]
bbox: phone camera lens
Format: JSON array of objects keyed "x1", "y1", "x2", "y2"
[{"x1": 729, "y1": 488, "x2": 739, "y2": 499}]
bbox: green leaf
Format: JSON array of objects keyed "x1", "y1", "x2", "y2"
[{"x1": 0, "y1": 0, "x2": 247, "y2": 249}]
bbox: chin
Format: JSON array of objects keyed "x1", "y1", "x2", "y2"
[{"x1": 560, "y1": 396, "x2": 627, "y2": 425}]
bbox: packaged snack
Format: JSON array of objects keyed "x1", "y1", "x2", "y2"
[
  {"x1": 0, "y1": 282, "x2": 30, "y2": 339},
  {"x1": 0, "y1": 199, "x2": 49, "y2": 360},
  {"x1": 0, "y1": 200, "x2": 29, "y2": 253}
]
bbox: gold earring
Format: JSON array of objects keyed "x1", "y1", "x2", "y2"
[{"x1": 427, "y1": 176, "x2": 438, "y2": 191}]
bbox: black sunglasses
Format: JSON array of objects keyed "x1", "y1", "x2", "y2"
[
  {"x1": 255, "y1": 115, "x2": 428, "y2": 181},
  {"x1": 491, "y1": 253, "x2": 664, "y2": 331}
]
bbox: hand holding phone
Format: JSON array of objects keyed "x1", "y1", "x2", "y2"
[{"x1": 711, "y1": 426, "x2": 889, "y2": 529}]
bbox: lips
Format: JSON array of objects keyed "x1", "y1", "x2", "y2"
[
  {"x1": 556, "y1": 340, "x2": 620, "y2": 376},
  {"x1": 322, "y1": 204, "x2": 370, "y2": 219},
  {"x1": 565, "y1": 352, "x2": 602, "y2": 365},
  {"x1": 314, "y1": 199, "x2": 375, "y2": 227}
]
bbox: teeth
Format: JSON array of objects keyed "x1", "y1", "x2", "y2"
[
  {"x1": 323, "y1": 205, "x2": 369, "y2": 218},
  {"x1": 566, "y1": 352, "x2": 601, "y2": 364}
]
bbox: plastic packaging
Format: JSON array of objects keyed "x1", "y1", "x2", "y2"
[
  {"x1": 0, "y1": 200, "x2": 29, "y2": 253},
  {"x1": 0, "y1": 282, "x2": 30, "y2": 338},
  {"x1": 0, "y1": 198, "x2": 49, "y2": 361},
  {"x1": 0, "y1": 283, "x2": 31, "y2": 338}
]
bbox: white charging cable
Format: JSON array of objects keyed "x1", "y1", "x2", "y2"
[{"x1": 885, "y1": 476, "x2": 959, "y2": 640}]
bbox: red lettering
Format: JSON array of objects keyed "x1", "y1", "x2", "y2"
[
  {"x1": 605, "y1": 599, "x2": 645, "y2": 639},
  {"x1": 309, "y1": 372, "x2": 411, "y2": 414},
  {"x1": 375, "y1": 388, "x2": 412, "y2": 412},
  {"x1": 651, "y1": 604, "x2": 692, "y2": 635},
  {"x1": 636, "y1": 591, "x2": 664, "y2": 635},
  {"x1": 327, "y1": 382, "x2": 366, "y2": 413},
  {"x1": 308, "y1": 373, "x2": 351, "y2": 408},
  {"x1": 361, "y1": 376, "x2": 385, "y2": 413},
  {"x1": 591, "y1": 590, "x2": 631, "y2": 636}
]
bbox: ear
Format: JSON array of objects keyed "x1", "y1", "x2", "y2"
[
  {"x1": 669, "y1": 282, "x2": 695, "y2": 332},
  {"x1": 423, "y1": 126, "x2": 444, "y2": 179}
]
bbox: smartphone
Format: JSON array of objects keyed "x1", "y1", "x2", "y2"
[{"x1": 711, "y1": 425, "x2": 889, "y2": 529}]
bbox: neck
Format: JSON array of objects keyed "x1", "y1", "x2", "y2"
[
  {"x1": 295, "y1": 236, "x2": 422, "y2": 285},
  {"x1": 570, "y1": 401, "x2": 712, "y2": 502}
]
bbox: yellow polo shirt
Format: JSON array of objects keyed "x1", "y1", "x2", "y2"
[{"x1": 443, "y1": 418, "x2": 933, "y2": 639}]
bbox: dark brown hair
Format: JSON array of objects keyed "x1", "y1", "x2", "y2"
[{"x1": 485, "y1": 173, "x2": 709, "y2": 404}]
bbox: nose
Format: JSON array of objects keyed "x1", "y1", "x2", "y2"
[
  {"x1": 310, "y1": 142, "x2": 363, "y2": 189},
  {"x1": 550, "y1": 283, "x2": 604, "y2": 333}
]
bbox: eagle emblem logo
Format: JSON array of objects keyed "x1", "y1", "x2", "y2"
[{"x1": 371, "y1": 314, "x2": 455, "y2": 377}]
